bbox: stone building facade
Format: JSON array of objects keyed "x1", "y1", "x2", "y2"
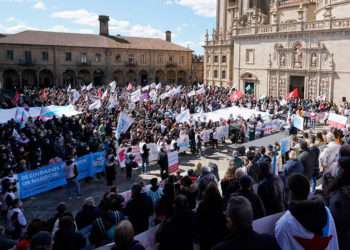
[
  {"x1": 192, "y1": 55, "x2": 204, "y2": 83},
  {"x1": 0, "y1": 15, "x2": 193, "y2": 89},
  {"x1": 204, "y1": 0, "x2": 350, "y2": 103}
]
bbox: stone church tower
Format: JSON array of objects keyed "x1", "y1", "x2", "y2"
[{"x1": 204, "y1": 0, "x2": 350, "y2": 103}]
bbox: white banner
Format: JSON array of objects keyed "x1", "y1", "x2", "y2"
[
  {"x1": 201, "y1": 129, "x2": 212, "y2": 143},
  {"x1": 147, "y1": 143, "x2": 159, "y2": 162},
  {"x1": 88, "y1": 99, "x2": 102, "y2": 110},
  {"x1": 216, "y1": 126, "x2": 229, "y2": 140},
  {"x1": 292, "y1": 115, "x2": 304, "y2": 131},
  {"x1": 177, "y1": 135, "x2": 190, "y2": 153},
  {"x1": 130, "y1": 89, "x2": 142, "y2": 103},
  {"x1": 328, "y1": 113, "x2": 348, "y2": 128},
  {"x1": 167, "y1": 151, "x2": 179, "y2": 173},
  {"x1": 176, "y1": 109, "x2": 190, "y2": 123},
  {"x1": 115, "y1": 112, "x2": 134, "y2": 139}
]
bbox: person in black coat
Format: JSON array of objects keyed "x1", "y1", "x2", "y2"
[
  {"x1": 234, "y1": 175, "x2": 266, "y2": 220},
  {"x1": 212, "y1": 196, "x2": 280, "y2": 250},
  {"x1": 105, "y1": 153, "x2": 117, "y2": 186},
  {"x1": 257, "y1": 162, "x2": 285, "y2": 216},
  {"x1": 125, "y1": 184, "x2": 153, "y2": 234},
  {"x1": 156, "y1": 195, "x2": 195, "y2": 250},
  {"x1": 195, "y1": 183, "x2": 228, "y2": 250},
  {"x1": 158, "y1": 148, "x2": 168, "y2": 180},
  {"x1": 53, "y1": 216, "x2": 86, "y2": 250}
]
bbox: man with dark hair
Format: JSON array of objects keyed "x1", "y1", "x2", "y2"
[
  {"x1": 275, "y1": 174, "x2": 339, "y2": 250},
  {"x1": 213, "y1": 196, "x2": 280, "y2": 250},
  {"x1": 298, "y1": 140, "x2": 316, "y2": 181},
  {"x1": 30, "y1": 231, "x2": 52, "y2": 250}
]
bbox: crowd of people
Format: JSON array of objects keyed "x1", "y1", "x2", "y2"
[{"x1": 0, "y1": 82, "x2": 349, "y2": 250}]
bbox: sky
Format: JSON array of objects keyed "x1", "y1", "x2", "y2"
[{"x1": 0, "y1": 0, "x2": 217, "y2": 54}]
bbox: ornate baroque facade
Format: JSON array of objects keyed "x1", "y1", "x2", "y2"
[
  {"x1": 0, "y1": 15, "x2": 193, "y2": 89},
  {"x1": 204, "y1": 0, "x2": 350, "y2": 102}
]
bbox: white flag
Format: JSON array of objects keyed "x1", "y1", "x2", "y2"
[
  {"x1": 130, "y1": 89, "x2": 141, "y2": 103},
  {"x1": 115, "y1": 112, "x2": 134, "y2": 139},
  {"x1": 109, "y1": 81, "x2": 117, "y2": 93},
  {"x1": 142, "y1": 85, "x2": 150, "y2": 91},
  {"x1": 156, "y1": 83, "x2": 162, "y2": 89},
  {"x1": 12, "y1": 129, "x2": 21, "y2": 141},
  {"x1": 176, "y1": 109, "x2": 190, "y2": 123},
  {"x1": 67, "y1": 84, "x2": 72, "y2": 93},
  {"x1": 196, "y1": 87, "x2": 205, "y2": 95},
  {"x1": 187, "y1": 90, "x2": 196, "y2": 97},
  {"x1": 87, "y1": 82, "x2": 93, "y2": 91},
  {"x1": 88, "y1": 99, "x2": 102, "y2": 110},
  {"x1": 102, "y1": 89, "x2": 109, "y2": 99},
  {"x1": 70, "y1": 89, "x2": 81, "y2": 104}
]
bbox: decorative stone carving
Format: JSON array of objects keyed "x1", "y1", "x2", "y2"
[
  {"x1": 311, "y1": 53, "x2": 317, "y2": 67},
  {"x1": 294, "y1": 47, "x2": 303, "y2": 68},
  {"x1": 280, "y1": 53, "x2": 286, "y2": 66}
]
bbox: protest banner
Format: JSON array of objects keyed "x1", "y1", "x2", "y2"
[
  {"x1": 115, "y1": 112, "x2": 134, "y2": 139},
  {"x1": 177, "y1": 135, "x2": 190, "y2": 153},
  {"x1": 280, "y1": 137, "x2": 290, "y2": 155},
  {"x1": 216, "y1": 126, "x2": 229, "y2": 140},
  {"x1": 328, "y1": 113, "x2": 348, "y2": 128},
  {"x1": 201, "y1": 129, "x2": 212, "y2": 143},
  {"x1": 117, "y1": 148, "x2": 127, "y2": 168},
  {"x1": 130, "y1": 89, "x2": 142, "y2": 103},
  {"x1": 132, "y1": 146, "x2": 142, "y2": 166},
  {"x1": 292, "y1": 115, "x2": 304, "y2": 130},
  {"x1": 147, "y1": 143, "x2": 159, "y2": 162},
  {"x1": 176, "y1": 109, "x2": 190, "y2": 123},
  {"x1": 167, "y1": 151, "x2": 179, "y2": 173},
  {"x1": 17, "y1": 162, "x2": 66, "y2": 199},
  {"x1": 76, "y1": 154, "x2": 92, "y2": 180},
  {"x1": 90, "y1": 151, "x2": 106, "y2": 175}
]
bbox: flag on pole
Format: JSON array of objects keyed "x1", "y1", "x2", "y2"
[
  {"x1": 230, "y1": 90, "x2": 244, "y2": 102},
  {"x1": 115, "y1": 112, "x2": 134, "y2": 139},
  {"x1": 87, "y1": 82, "x2": 93, "y2": 91},
  {"x1": 67, "y1": 84, "x2": 72, "y2": 93},
  {"x1": 102, "y1": 89, "x2": 109, "y2": 100},
  {"x1": 287, "y1": 88, "x2": 299, "y2": 99},
  {"x1": 109, "y1": 81, "x2": 117, "y2": 93},
  {"x1": 88, "y1": 99, "x2": 102, "y2": 110}
]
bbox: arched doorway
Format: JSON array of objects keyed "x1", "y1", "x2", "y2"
[
  {"x1": 167, "y1": 70, "x2": 176, "y2": 84},
  {"x1": 113, "y1": 70, "x2": 124, "y2": 86},
  {"x1": 78, "y1": 69, "x2": 91, "y2": 86},
  {"x1": 63, "y1": 70, "x2": 76, "y2": 88},
  {"x1": 139, "y1": 70, "x2": 148, "y2": 86},
  {"x1": 39, "y1": 69, "x2": 54, "y2": 88},
  {"x1": 177, "y1": 71, "x2": 186, "y2": 84},
  {"x1": 240, "y1": 72, "x2": 257, "y2": 96},
  {"x1": 3, "y1": 69, "x2": 19, "y2": 89},
  {"x1": 22, "y1": 69, "x2": 37, "y2": 88},
  {"x1": 155, "y1": 70, "x2": 165, "y2": 83},
  {"x1": 93, "y1": 69, "x2": 104, "y2": 86},
  {"x1": 126, "y1": 70, "x2": 136, "y2": 83}
]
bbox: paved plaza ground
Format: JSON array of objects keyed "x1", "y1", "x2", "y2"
[{"x1": 23, "y1": 131, "x2": 288, "y2": 221}]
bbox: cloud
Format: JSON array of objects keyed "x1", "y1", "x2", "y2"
[
  {"x1": 51, "y1": 9, "x2": 164, "y2": 38},
  {"x1": 47, "y1": 25, "x2": 71, "y2": 32},
  {"x1": 170, "y1": 0, "x2": 216, "y2": 17},
  {"x1": 33, "y1": 0, "x2": 46, "y2": 10}
]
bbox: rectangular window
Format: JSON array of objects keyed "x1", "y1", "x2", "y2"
[
  {"x1": 158, "y1": 55, "x2": 164, "y2": 64},
  {"x1": 140, "y1": 55, "x2": 146, "y2": 64},
  {"x1": 214, "y1": 55, "x2": 218, "y2": 63},
  {"x1": 96, "y1": 53, "x2": 102, "y2": 63},
  {"x1": 81, "y1": 53, "x2": 87, "y2": 64},
  {"x1": 42, "y1": 51, "x2": 49, "y2": 61},
  {"x1": 169, "y1": 55, "x2": 174, "y2": 63},
  {"x1": 222, "y1": 55, "x2": 227, "y2": 63},
  {"x1": 6, "y1": 50, "x2": 14, "y2": 60},
  {"x1": 65, "y1": 52, "x2": 72, "y2": 62},
  {"x1": 214, "y1": 70, "x2": 218, "y2": 78},
  {"x1": 128, "y1": 54, "x2": 135, "y2": 64},
  {"x1": 24, "y1": 51, "x2": 32, "y2": 63},
  {"x1": 245, "y1": 49, "x2": 255, "y2": 64},
  {"x1": 180, "y1": 56, "x2": 185, "y2": 65},
  {"x1": 115, "y1": 54, "x2": 121, "y2": 63},
  {"x1": 221, "y1": 70, "x2": 226, "y2": 79}
]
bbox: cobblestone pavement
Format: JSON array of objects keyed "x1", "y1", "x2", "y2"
[{"x1": 23, "y1": 131, "x2": 288, "y2": 221}]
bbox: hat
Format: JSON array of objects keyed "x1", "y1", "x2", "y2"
[{"x1": 239, "y1": 175, "x2": 253, "y2": 189}]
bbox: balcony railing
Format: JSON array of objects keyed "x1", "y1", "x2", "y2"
[
  {"x1": 125, "y1": 61, "x2": 137, "y2": 67},
  {"x1": 77, "y1": 61, "x2": 91, "y2": 66},
  {"x1": 18, "y1": 59, "x2": 35, "y2": 66},
  {"x1": 166, "y1": 63, "x2": 178, "y2": 68}
]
